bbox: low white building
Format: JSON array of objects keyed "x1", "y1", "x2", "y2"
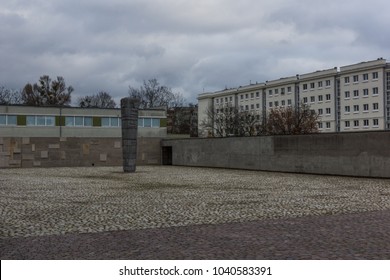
[{"x1": 0, "y1": 105, "x2": 167, "y2": 138}]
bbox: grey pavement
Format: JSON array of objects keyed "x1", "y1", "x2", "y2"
[{"x1": 1, "y1": 166, "x2": 390, "y2": 259}]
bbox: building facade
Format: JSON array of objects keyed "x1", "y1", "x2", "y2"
[
  {"x1": 198, "y1": 58, "x2": 390, "y2": 137},
  {"x1": 0, "y1": 105, "x2": 167, "y2": 138}
]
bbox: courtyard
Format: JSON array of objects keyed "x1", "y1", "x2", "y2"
[{"x1": 1, "y1": 166, "x2": 390, "y2": 259}]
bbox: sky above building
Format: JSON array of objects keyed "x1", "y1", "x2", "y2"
[{"x1": 0, "y1": 0, "x2": 388, "y2": 105}]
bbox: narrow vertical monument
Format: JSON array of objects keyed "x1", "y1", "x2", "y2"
[{"x1": 120, "y1": 98, "x2": 140, "y2": 173}]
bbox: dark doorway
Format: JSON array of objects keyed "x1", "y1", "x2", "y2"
[{"x1": 162, "y1": 146, "x2": 172, "y2": 165}]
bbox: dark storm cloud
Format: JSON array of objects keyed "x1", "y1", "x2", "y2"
[{"x1": 0, "y1": 0, "x2": 388, "y2": 104}]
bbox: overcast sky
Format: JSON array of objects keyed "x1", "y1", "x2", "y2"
[{"x1": 1, "y1": 0, "x2": 389, "y2": 105}]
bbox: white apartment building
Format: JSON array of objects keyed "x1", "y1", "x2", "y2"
[{"x1": 198, "y1": 58, "x2": 390, "y2": 137}]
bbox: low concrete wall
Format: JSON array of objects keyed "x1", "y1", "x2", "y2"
[
  {"x1": 162, "y1": 131, "x2": 390, "y2": 178},
  {"x1": 0, "y1": 137, "x2": 162, "y2": 168}
]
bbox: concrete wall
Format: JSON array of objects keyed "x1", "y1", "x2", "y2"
[
  {"x1": 162, "y1": 131, "x2": 390, "y2": 178},
  {"x1": 0, "y1": 137, "x2": 162, "y2": 168}
]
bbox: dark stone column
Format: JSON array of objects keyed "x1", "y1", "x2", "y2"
[{"x1": 121, "y1": 98, "x2": 140, "y2": 173}]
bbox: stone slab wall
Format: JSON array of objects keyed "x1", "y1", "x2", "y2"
[
  {"x1": 0, "y1": 137, "x2": 162, "y2": 168},
  {"x1": 162, "y1": 131, "x2": 390, "y2": 178}
]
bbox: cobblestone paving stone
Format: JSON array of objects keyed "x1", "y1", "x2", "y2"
[{"x1": 1, "y1": 166, "x2": 390, "y2": 259}]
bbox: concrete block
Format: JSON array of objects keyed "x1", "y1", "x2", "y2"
[
  {"x1": 41, "y1": 151, "x2": 49, "y2": 159},
  {"x1": 31, "y1": 144, "x2": 35, "y2": 152},
  {"x1": 48, "y1": 144, "x2": 60, "y2": 149},
  {"x1": 13, "y1": 148, "x2": 21, "y2": 154},
  {"x1": 22, "y1": 154, "x2": 34, "y2": 160},
  {"x1": 114, "y1": 141, "x2": 121, "y2": 149},
  {"x1": 22, "y1": 137, "x2": 30, "y2": 145},
  {"x1": 60, "y1": 137, "x2": 67, "y2": 142},
  {"x1": 60, "y1": 151, "x2": 66, "y2": 160},
  {"x1": 9, "y1": 159, "x2": 21, "y2": 166},
  {"x1": 100, "y1": 153, "x2": 107, "y2": 162},
  {"x1": 33, "y1": 161, "x2": 41, "y2": 167},
  {"x1": 83, "y1": 144, "x2": 90, "y2": 155}
]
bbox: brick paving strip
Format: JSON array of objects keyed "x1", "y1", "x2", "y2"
[
  {"x1": 1, "y1": 210, "x2": 390, "y2": 259},
  {"x1": 1, "y1": 166, "x2": 390, "y2": 259}
]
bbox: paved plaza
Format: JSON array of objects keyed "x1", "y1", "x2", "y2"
[{"x1": 1, "y1": 166, "x2": 390, "y2": 259}]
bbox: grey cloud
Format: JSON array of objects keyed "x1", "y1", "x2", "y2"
[{"x1": 0, "y1": 0, "x2": 389, "y2": 105}]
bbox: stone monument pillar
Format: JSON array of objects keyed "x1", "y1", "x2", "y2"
[{"x1": 121, "y1": 98, "x2": 140, "y2": 173}]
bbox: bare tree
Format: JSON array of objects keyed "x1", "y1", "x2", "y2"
[
  {"x1": 200, "y1": 104, "x2": 261, "y2": 137},
  {"x1": 129, "y1": 78, "x2": 185, "y2": 109},
  {"x1": 0, "y1": 86, "x2": 22, "y2": 105},
  {"x1": 78, "y1": 91, "x2": 116, "y2": 108},
  {"x1": 264, "y1": 103, "x2": 319, "y2": 135},
  {"x1": 21, "y1": 75, "x2": 73, "y2": 106}
]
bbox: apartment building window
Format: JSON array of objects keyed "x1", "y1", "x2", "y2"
[
  {"x1": 326, "y1": 80, "x2": 331, "y2": 87},
  {"x1": 373, "y1": 87, "x2": 379, "y2": 95},
  {"x1": 245, "y1": 94, "x2": 249, "y2": 99},
  {"x1": 363, "y1": 119, "x2": 369, "y2": 127},
  {"x1": 353, "y1": 105, "x2": 359, "y2": 113},
  {"x1": 216, "y1": 99, "x2": 219, "y2": 104},
  {"x1": 345, "y1": 121, "x2": 350, "y2": 128},
  {"x1": 363, "y1": 73, "x2": 369, "y2": 81},
  {"x1": 318, "y1": 108, "x2": 323, "y2": 115},
  {"x1": 0, "y1": 115, "x2": 6, "y2": 125},
  {"x1": 138, "y1": 118, "x2": 160, "y2": 128},
  {"x1": 269, "y1": 102, "x2": 273, "y2": 108},
  {"x1": 281, "y1": 88, "x2": 285, "y2": 94},
  {"x1": 326, "y1": 94, "x2": 331, "y2": 101},
  {"x1": 256, "y1": 92, "x2": 260, "y2": 98},
  {"x1": 256, "y1": 103, "x2": 260, "y2": 109},
  {"x1": 26, "y1": 115, "x2": 55, "y2": 126},
  {"x1": 251, "y1": 93, "x2": 254, "y2": 99},
  {"x1": 353, "y1": 75, "x2": 359, "y2": 83},
  {"x1": 363, "y1": 104, "x2": 369, "y2": 112},
  {"x1": 344, "y1": 77, "x2": 350, "y2": 84},
  {"x1": 354, "y1": 120, "x2": 359, "y2": 127},
  {"x1": 318, "y1": 81, "x2": 323, "y2": 88},
  {"x1": 0, "y1": 115, "x2": 17, "y2": 126},
  {"x1": 326, "y1": 122, "x2": 331, "y2": 129},
  {"x1": 326, "y1": 108, "x2": 331, "y2": 115},
  {"x1": 240, "y1": 95, "x2": 244, "y2": 100},
  {"x1": 275, "y1": 89, "x2": 279, "y2": 95},
  {"x1": 288, "y1": 99, "x2": 292, "y2": 106},
  {"x1": 373, "y1": 119, "x2": 379, "y2": 127},
  {"x1": 101, "y1": 117, "x2": 121, "y2": 127},
  {"x1": 281, "y1": 100, "x2": 285, "y2": 106},
  {"x1": 274, "y1": 101, "x2": 279, "y2": 107},
  {"x1": 287, "y1": 86, "x2": 292, "y2": 93},
  {"x1": 363, "y1": 89, "x2": 369, "y2": 97},
  {"x1": 245, "y1": 105, "x2": 249, "y2": 111},
  {"x1": 373, "y1": 72, "x2": 379, "y2": 80},
  {"x1": 269, "y1": 90, "x2": 273, "y2": 96},
  {"x1": 240, "y1": 105, "x2": 244, "y2": 111},
  {"x1": 345, "y1": 91, "x2": 350, "y2": 99},
  {"x1": 229, "y1": 96, "x2": 233, "y2": 102},
  {"x1": 318, "y1": 95, "x2": 323, "y2": 102},
  {"x1": 373, "y1": 103, "x2": 379, "y2": 111},
  {"x1": 65, "y1": 116, "x2": 92, "y2": 127},
  {"x1": 251, "y1": 104, "x2": 255, "y2": 110},
  {"x1": 310, "y1": 83, "x2": 315, "y2": 89},
  {"x1": 216, "y1": 109, "x2": 219, "y2": 114},
  {"x1": 345, "y1": 106, "x2": 350, "y2": 113},
  {"x1": 353, "y1": 90, "x2": 359, "y2": 98},
  {"x1": 224, "y1": 97, "x2": 227, "y2": 103},
  {"x1": 318, "y1": 122, "x2": 323, "y2": 129},
  {"x1": 310, "y1": 96, "x2": 315, "y2": 103},
  {"x1": 303, "y1": 84, "x2": 308, "y2": 91},
  {"x1": 303, "y1": 97, "x2": 308, "y2": 103}
]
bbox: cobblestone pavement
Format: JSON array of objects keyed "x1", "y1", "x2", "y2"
[{"x1": 1, "y1": 166, "x2": 390, "y2": 259}]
